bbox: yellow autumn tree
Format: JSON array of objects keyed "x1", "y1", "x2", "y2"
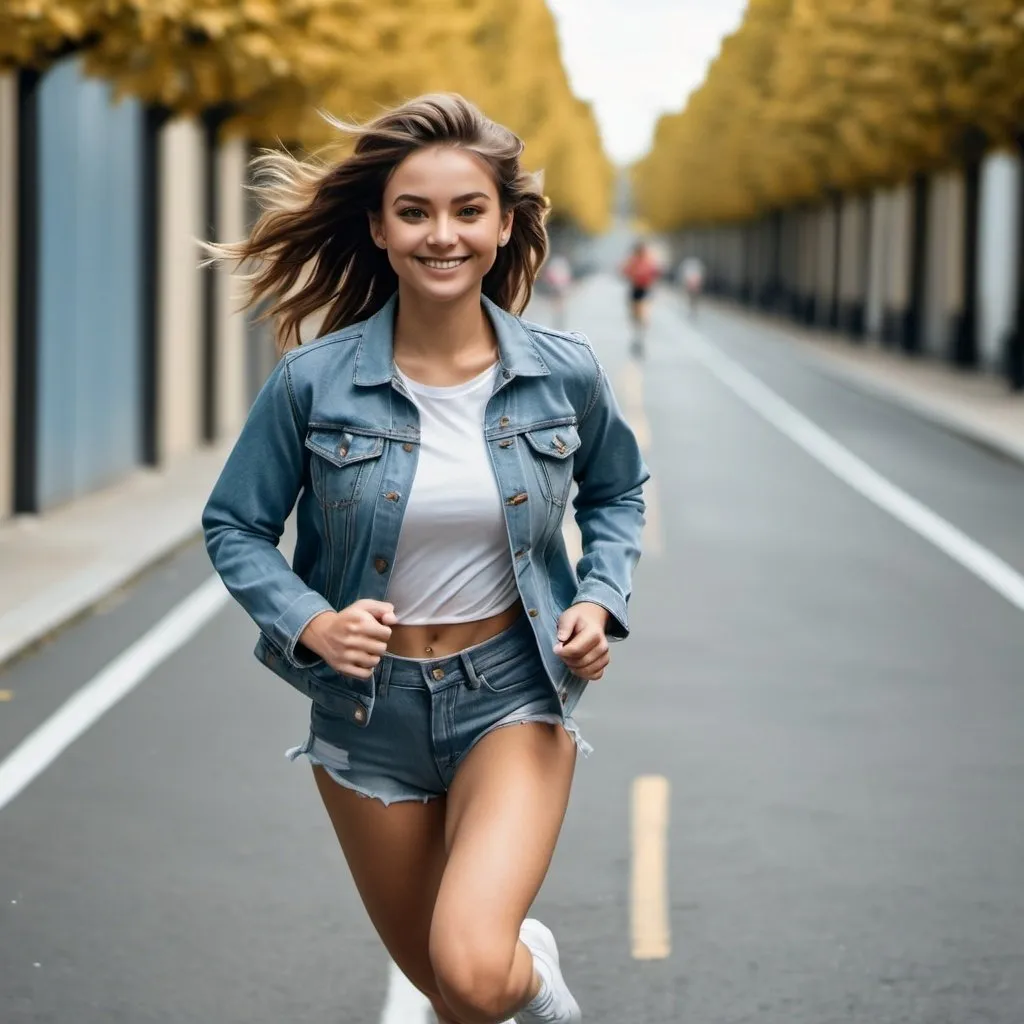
[
  {"x1": 1, "y1": 0, "x2": 612, "y2": 233},
  {"x1": 634, "y1": 0, "x2": 1024, "y2": 230}
]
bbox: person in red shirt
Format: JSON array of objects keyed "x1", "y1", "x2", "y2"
[{"x1": 620, "y1": 240, "x2": 660, "y2": 353}]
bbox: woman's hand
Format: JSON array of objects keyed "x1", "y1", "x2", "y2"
[
  {"x1": 554, "y1": 602, "x2": 611, "y2": 680},
  {"x1": 298, "y1": 599, "x2": 398, "y2": 678}
]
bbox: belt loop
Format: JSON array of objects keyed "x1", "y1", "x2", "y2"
[
  {"x1": 376, "y1": 656, "x2": 393, "y2": 700},
  {"x1": 459, "y1": 652, "x2": 482, "y2": 690}
]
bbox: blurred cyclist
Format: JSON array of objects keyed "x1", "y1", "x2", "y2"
[
  {"x1": 620, "y1": 240, "x2": 660, "y2": 354},
  {"x1": 679, "y1": 255, "x2": 705, "y2": 318}
]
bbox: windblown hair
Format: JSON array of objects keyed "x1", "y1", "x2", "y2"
[{"x1": 209, "y1": 93, "x2": 550, "y2": 352}]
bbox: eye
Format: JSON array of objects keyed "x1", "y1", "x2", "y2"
[
  {"x1": 398, "y1": 207, "x2": 426, "y2": 219},
  {"x1": 458, "y1": 206, "x2": 483, "y2": 218}
]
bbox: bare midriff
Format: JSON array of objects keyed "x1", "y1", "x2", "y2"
[{"x1": 385, "y1": 598, "x2": 524, "y2": 659}]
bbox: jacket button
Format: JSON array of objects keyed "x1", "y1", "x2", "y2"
[
  {"x1": 384, "y1": 491, "x2": 400, "y2": 502},
  {"x1": 374, "y1": 557, "x2": 389, "y2": 573},
  {"x1": 403, "y1": 442, "x2": 414, "y2": 453},
  {"x1": 527, "y1": 608, "x2": 539, "y2": 617},
  {"x1": 506, "y1": 492, "x2": 528, "y2": 506},
  {"x1": 499, "y1": 416, "x2": 510, "y2": 427},
  {"x1": 353, "y1": 706, "x2": 366, "y2": 724},
  {"x1": 499, "y1": 439, "x2": 514, "y2": 449},
  {"x1": 514, "y1": 547, "x2": 528, "y2": 558},
  {"x1": 338, "y1": 445, "x2": 348, "y2": 457}
]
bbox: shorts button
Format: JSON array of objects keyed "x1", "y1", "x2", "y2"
[
  {"x1": 527, "y1": 608, "x2": 539, "y2": 617},
  {"x1": 374, "y1": 557, "x2": 389, "y2": 573},
  {"x1": 353, "y1": 706, "x2": 366, "y2": 724},
  {"x1": 499, "y1": 415, "x2": 510, "y2": 427},
  {"x1": 403, "y1": 442, "x2": 414, "y2": 453},
  {"x1": 432, "y1": 668, "x2": 445, "y2": 681}
]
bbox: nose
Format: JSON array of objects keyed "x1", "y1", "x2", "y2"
[{"x1": 428, "y1": 214, "x2": 458, "y2": 249}]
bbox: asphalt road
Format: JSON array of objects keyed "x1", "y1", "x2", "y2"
[{"x1": 3, "y1": 274, "x2": 1024, "y2": 1024}]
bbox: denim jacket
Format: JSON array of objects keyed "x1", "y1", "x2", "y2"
[{"x1": 202, "y1": 293, "x2": 649, "y2": 728}]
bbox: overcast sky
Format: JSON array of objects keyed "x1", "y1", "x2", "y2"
[{"x1": 546, "y1": 0, "x2": 749, "y2": 166}]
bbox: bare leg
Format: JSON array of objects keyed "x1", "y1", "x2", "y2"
[
  {"x1": 429, "y1": 722, "x2": 578, "y2": 1024},
  {"x1": 311, "y1": 768, "x2": 466, "y2": 1023}
]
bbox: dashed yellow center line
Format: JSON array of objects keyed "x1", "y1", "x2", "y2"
[{"x1": 631, "y1": 774, "x2": 671, "y2": 960}]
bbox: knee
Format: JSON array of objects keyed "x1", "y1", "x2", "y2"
[{"x1": 430, "y1": 928, "x2": 517, "y2": 1022}]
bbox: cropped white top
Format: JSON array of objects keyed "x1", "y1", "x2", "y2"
[{"x1": 386, "y1": 363, "x2": 519, "y2": 624}]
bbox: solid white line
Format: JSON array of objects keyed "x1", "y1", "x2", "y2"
[
  {"x1": 380, "y1": 961, "x2": 432, "y2": 1024},
  {"x1": 682, "y1": 330, "x2": 1024, "y2": 612},
  {"x1": 0, "y1": 575, "x2": 230, "y2": 812}
]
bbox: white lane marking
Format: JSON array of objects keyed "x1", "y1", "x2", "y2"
[
  {"x1": 631, "y1": 774, "x2": 671, "y2": 960},
  {"x1": 0, "y1": 576, "x2": 229, "y2": 812},
  {"x1": 380, "y1": 961, "x2": 432, "y2": 1024},
  {"x1": 682, "y1": 330, "x2": 1024, "y2": 613}
]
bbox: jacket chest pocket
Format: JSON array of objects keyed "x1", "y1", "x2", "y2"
[
  {"x1": 522, "y1": 423, "x2": 581, "y2": 509},
  {"x1": 306, "y1": 428, "x2": 385, "y2": 508}
]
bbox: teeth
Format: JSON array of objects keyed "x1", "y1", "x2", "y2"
[{"x1": 421, "y1": 258, "x2": 467, "y2": 269}]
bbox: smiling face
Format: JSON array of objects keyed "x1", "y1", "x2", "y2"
[{"x1": 370, "y1": 145, "x2": 513, "y2": 306}]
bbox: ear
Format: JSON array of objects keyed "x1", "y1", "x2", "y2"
[
  {"x1": 367, "y1": 211, "x2": 387, "y2": 249},
  {"x1": 498, "y1": 208, "x2": 514, "y2": 247}
]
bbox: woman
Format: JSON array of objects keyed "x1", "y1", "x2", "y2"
[
  {"x1": 620, "y1": 240, "x2": 660, "y2": 353},
  {"x1": 202, "y1": 94, "x2": 648, "y2": 1024}
]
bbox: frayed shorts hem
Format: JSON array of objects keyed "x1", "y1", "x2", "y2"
[{"x1": 287, "y1": 712, "x2": 591, "y2": 809}]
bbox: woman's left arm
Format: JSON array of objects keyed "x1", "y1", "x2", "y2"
[{"x1": 569, "y1": 345, "x2": 650, "y2": 639}]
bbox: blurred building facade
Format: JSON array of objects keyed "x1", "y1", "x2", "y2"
[
  {"x1": 0, "y1": 0, "x2": 611, "y2": 523},
  {"x1": 634, "y1": 1, "x2": 1024, "y2": 391}
]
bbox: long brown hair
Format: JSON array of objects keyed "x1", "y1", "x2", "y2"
[{"x1": 209, "y1": 93, "x2": 550, "y2": 352}]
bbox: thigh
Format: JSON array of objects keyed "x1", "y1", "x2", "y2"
[
  {"x1": 434, "y1": 721, "x2": 577, "y2": 946},
  {"x1": 312, "y1": 766, "x2": 448, "y2": 1000}
]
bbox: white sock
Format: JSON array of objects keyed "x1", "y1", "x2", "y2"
[{"x1": 515, "y1": 920, "x2": 580, "y2": 1024}]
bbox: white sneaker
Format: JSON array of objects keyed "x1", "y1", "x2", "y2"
[{"x1": 514, "y1": 918, "x2": 581, "y2": 1023}]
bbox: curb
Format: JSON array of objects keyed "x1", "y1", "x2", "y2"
[
  {"x1": 703, "y1": 297, "x2": 1024, "y2": 470},
  {"x1": 0, "y1": 440, "x2": 234, "y2": 670},
  {"x1": 807, "y1": 361, "x2": 1024, "y2": 469},
  {"x1": 0, "y1": 517, "x2": 206, "y2": 671}
]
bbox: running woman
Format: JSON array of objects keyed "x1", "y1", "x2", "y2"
[{"x1": 203, "y1": 94, "x2": 648, "y2": 1024}]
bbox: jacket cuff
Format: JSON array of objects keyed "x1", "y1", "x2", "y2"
[
  {"x1": 572, "y1": 580, "x2": 629, "y2": 640},
  {"x1": 272, "y1": 591, "x2": 335, "y2": 668}
]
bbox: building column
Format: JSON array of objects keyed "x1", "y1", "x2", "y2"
[
  {"x1": 158, "y1": 115, "x2": 205, "y2": 463},
  {"x1": 215, "y1": 134, "x2": 249, "y2": 438},
  {"x1": 0, "y1": 73, "x2": 16, "y2": 520},
  {"x1": 837, "y1": 193, "x2": 868, "y2": 337},
  {"x1": 814, "y1": 201, "x2": 838, "y2": 327},
  {"x1": 977, "y1": 151, "x2": 1020, "y2": 373}
]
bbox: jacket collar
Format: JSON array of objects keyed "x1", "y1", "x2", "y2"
[{"x1": 352, "y1": 292, "x2": 550, "y2": 386}]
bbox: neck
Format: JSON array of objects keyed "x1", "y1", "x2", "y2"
[{"x1": 392, "y1": 284, "x2": 494, "y2": 363}]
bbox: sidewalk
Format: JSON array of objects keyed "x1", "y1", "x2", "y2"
[
  {"x1": 3, "y1": 295, "x2": 1024, "y2": 671},
  {"x1": 709, "y1": 299, "x2": 1024, "y2": 465},
  {"x1": 0, "y1": 439, "x2": 234, "y2": 667}
]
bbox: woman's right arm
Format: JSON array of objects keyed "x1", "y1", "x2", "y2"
[{"x1": 202, "y1": 356, "x2": 334, "y2": 669}]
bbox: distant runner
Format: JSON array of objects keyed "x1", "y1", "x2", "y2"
[
  {"x1": 541, "y1": 253, "x2": 573, "y2": 328},
  {"x1": 679, "y1": 255, "x2": 706, "y2": 318},
  {"x1": 620, "y1": 240, "x2": 661, "y2": 354}
]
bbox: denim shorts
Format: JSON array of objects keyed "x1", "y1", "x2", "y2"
[{"x1": 286, "y1": 615, "x2": 591, "y2": 806}]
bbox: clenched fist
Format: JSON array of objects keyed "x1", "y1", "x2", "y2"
[{"x1": 298, "y1": 599, "x2": 398, "y2": 678}]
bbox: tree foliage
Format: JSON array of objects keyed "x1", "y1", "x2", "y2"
[
  {"x1": 633, "y1": 0, "x2": 1024, "y2": 230},
  {"x1": 0, "y1": 0, "x2": 611, "y2": 233}
]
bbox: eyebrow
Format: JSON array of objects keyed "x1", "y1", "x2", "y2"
[{"x1": 392, "y1": 192, "x2": 492, "y2": 206}]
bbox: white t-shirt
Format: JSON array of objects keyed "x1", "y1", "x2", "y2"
[{"x1": 387, "y1": 363, "x2": 519, "y2": 625}]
